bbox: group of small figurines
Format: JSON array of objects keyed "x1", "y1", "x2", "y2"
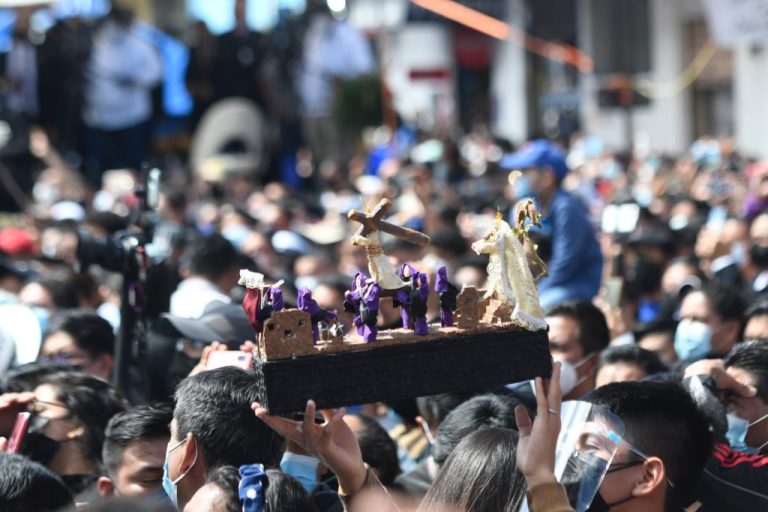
[
  {"x1": 341, "y1": 264, "x2": 458, "y2": 343},
  {"x1": 238, "y1": 193, "x2": 551, "y2": 352},
  {"x1": 238, "y1": 265, "x2": 457, "y2": 345}
]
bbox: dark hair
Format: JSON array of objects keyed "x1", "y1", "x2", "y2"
[
  {"x1": 46, "y1": 310, "x2": 115, "y2": 358},
  {"x1": 546, "y1": 301, "x2": 610, "y2": 355},
  {"x1": 698, "y1": 282, "x2": 746, "y2": 323},
  {"x1": 263, "y1": 469, "x2": 317, "y2": 512},
  {"x1": 429, "y1": 228, "x2": 469, "y2": 257},
  {"x1": 420, "y1": 427, "x2": 525, "y2": 512},
  {"x1": 27, "y1": 278, "x2": 79, "y2": 309},
  {"x1": 161, "y1": 186, "x2": 188, "y2": 213},
  {"x1": 0, "y1": 362, "x2": 71, "y2": 393},
  {"x1": 349, "y1": 414, "x2": 401, "y2": 486},
  {"x1": 0, "y1": 452, "x2": 74, "y2": 512},
  {"x1": 206, "y1": 466, "x2": 241, "y2": 512},
  {"x1": 77, "y1": 496, "x2": 176, "y2": 511},
  {"x1": 743, "y1": 299, "x2": 768, "y2": 340},
  {"x1": 585, "y1": 382, "x2": 713, "y2": 510},
  {"x1": 43, "y1": 371, "x2": 128, "y2": 464},
  {"x1": 103, "y1": 404, "x2": 173, "y2": 477},
  {"x1": 184, "y1": 234, "x2": 239, "y2": 280},
  {"x1": 724, "y1": 341, "x2": 768, "y2": 403},
  {"x1": 597, "y1": 345, "x2": 668, "y2": 377},
  {"x1": 207, "y1": 466, "x2": 317, "y2": 512},
  {"x1": 432, "y1": 394, "x2": 521, "y2": 466},
  {"x1": 173, "y1": 367, "x2": 285, "y2": 471},
  {"x1": 416, "y1": 392, "x2": 474, "y2": 429}
]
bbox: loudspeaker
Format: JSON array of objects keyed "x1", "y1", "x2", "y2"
[{"x1": 589, "y1": 0, "x2": 652, "y2": 75}]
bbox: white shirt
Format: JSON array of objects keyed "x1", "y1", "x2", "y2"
[
  {"x1": 300, "y1": 15, "x2": 374, "y2": 117},
  {"x1": 83, "y1": 21, "x2": 162, "y2": 130},
  {"x1": 169, "y1": 277, "x2": 231, "y2": 319}
]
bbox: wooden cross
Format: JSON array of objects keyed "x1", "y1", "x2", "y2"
[{"x1": 347, "y1": 198, "x2": 431, "y2": 246}]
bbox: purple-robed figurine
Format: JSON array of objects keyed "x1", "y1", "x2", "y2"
[
  {"x1": 435, "y1": 266, "x2": 458, "y2": 327},
  {"x1": 343, "y1": 273, "x2": 380, "y2": 342},
  {"x1": 395, "y1": 263, "x2": 429, "y2": 335},
  {"x1": 297, "y1": 287, "x2": 337, "y2": 342}
]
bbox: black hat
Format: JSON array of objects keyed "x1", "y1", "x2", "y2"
[{"x1": 157, "y1": 301, "x2": 253, "y2": 344}]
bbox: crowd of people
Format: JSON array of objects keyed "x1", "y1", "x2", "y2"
[{"x1": 1, "y1": 2, "x2": 768, "y2": 512}]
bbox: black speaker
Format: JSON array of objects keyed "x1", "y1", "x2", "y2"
[{"x1": 589, "y1": 0, "x2": 652, "y2": 75}]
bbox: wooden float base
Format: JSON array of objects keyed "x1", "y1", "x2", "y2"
[{"x1": 253, "y1": 324, "x2": 552, "y2": 415}]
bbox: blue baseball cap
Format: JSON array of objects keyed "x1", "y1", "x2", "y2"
[{"x1": 500, "y1": 140, "x2": 569, "y2": 179}]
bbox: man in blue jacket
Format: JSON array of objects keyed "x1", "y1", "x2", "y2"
[{"x1": 501, "y1": 139, "x2": 603, "y2": 310}]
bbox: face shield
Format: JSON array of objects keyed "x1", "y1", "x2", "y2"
[{"x1": 520, "y1": 401, "x2": 625, "y2": 512}]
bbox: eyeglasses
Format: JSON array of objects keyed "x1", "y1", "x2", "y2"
[
  {"x1": 27, "y1": 398, "x2": 72, "y2": 418},
  {"x1": 38, "y1": 351, "x2": 93, "y2": 370},
  {"x1": 607, "y1": 441, "x2": 676, "y2": 489}
]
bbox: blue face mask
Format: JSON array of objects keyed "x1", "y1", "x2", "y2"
[
  {"x1": 222, "y1": 225, "x2": 251, "y2": 247},
  {"x1": 162, "y1": 438, "x2": 196, "y2": 509},
  {"x1": 29, "y1": 306, "x2": 50, "y2": 335},
  {"x1": 513, "y1": 174, "x2": 535, "y2": 200},
  {"x1": 674, "y1": 319, "x2": 713, "y2": 362},
  {"x1": 726, "y1": 413, "x2": 768, "y2": 454},
  {"x1": 280, "y1": 452, "x2": 319, "y2": 494}
]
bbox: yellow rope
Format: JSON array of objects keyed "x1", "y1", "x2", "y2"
[{"x1": 635, "y1": 41, "x2": 718, "y2": 99}]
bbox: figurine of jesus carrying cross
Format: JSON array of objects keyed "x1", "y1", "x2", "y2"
[{"x1": 347, "y1": 198, "x2": 431, "y2": 294}]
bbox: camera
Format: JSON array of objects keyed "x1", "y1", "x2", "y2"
[
  {"x1": 75, "y1": 229, "x2": 145, "y2": 275},
  {"x1": 75, "y1": 167, "x2": 161, "y2": 274}
]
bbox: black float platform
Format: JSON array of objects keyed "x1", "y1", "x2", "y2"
[{"x1": 253, "y1": 326, "x2": 552, "y2": 415}]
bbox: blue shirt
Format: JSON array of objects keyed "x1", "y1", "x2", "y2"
[{"x1": 537, "y1": 189, "x2": 603, "y2": 309}]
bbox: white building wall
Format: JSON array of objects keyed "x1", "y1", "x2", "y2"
[
  {"x1": 491, "y1": 0, "x2": 528, "y2": 144},
  {"x1": 734, "y1": 46, "x2": 768, "y2": 158},
  {"x1": 578, "y1": 0, "x2": 694, "y2": 154},
  {"x1": 385, "y1": 23, "x2": 456, "y2": 130}
]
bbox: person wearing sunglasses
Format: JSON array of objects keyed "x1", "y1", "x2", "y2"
[
  {"x1": 17, "y1": 372, "x2": 127, "y2": 503},
  {"x1": 38, "y1": 311, "x2": 115, "y2": 380}
]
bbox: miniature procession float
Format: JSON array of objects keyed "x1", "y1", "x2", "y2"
[{"x1": 246, "y1": 189, "x2": 552, "y2": 414}]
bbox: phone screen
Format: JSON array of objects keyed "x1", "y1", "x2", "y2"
[
  {"x1": 604, "y1": 277, "x2": 624, "y2": 309},
  {"x1": 7, "y1": 412, "x2": 31, "y2": 454},
  {"x1": 206, "y1": 351, "x2": 253, "y2": 370}
]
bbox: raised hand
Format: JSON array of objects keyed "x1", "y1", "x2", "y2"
[
  {"x1": 253, "y1": 400, "x2": 368, "y2": 495},
  {"x1": 515, "y1": 362, "x2": 562, "y2": 486}
]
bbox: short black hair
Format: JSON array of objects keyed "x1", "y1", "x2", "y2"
[
  {"x1": 27, "y1": 277, "x2": 79, "y2": 309},
  {"x1": 546, "y1": 301, "x2": 610, "y2": 355},
  {"x1": 597, "y1": 344, "x2": 668, "y2": 377},
  {"x1": 43, "y1": 371, "x2": 128, "y2": 465},
  {"x1": 699, "y1": 282, "x2": 746, "y2": 323},
  {"x1": 349, "y1": 414, "x2": 401, "y2": 486},
  {"x1": 207, "y1": 466, "x2": 317, "y2": 512},
  {"x1": 0, "y1": 452, "x2": 74, "y2": 512},
  {"x1": 45, "y1": 310, "x2": 115, "y2": 358},
  {"x1": 432, "y1": 393, "x2": 522, "y2": 466},
  {"x1": 184, "y1": 234, "x2": 239, "y2": 280},
  {"x1": 585, "y1": 382, "x2": 713, "y2": 510},
  {"x1": 173, "y1": 367, "x2": 285, "y2": 471},
  {"x1": 416, "y1": 392, "x2": 474, "y2": 429},
  {"x1": 205, "y1": 466, "x2": 241, "y2": 512},
  {"x1": 724, "y1": 341, "x2": 768, "y2": 403},
  {"x1": 744, "y1": 299, "x2": 768, "y2": 326},
  {"x1": 103, "y1": 404, "x2": 173, "y2": 477}
]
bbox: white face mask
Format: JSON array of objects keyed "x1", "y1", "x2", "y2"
[{"x1": 553, "y1": 354, "x2": 594, "y2": 395}]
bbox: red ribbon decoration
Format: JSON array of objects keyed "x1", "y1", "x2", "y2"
[{"x1": 242, "y1": 287, "x2": 262, "y2": 335}]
